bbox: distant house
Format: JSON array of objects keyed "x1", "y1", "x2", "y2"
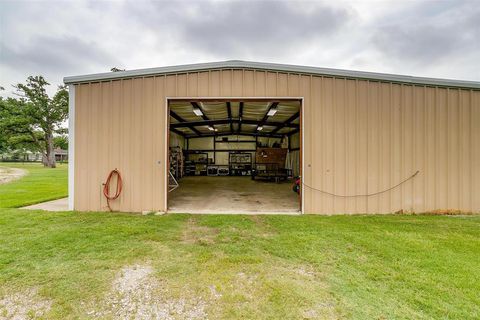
[
  {"x1": 0, "y1": 150, "x2": 41, "y2": 162},
  {"x1": 54, "y1": 148, "x2": 68, "y2": 162},
  {"x1": 0, "y1": 149, "x2": 68, "y2": 162}
]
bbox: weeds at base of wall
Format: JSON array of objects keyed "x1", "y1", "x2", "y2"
[{"x1": 394, "y1": 209, "x2": 477, "y2": 216}]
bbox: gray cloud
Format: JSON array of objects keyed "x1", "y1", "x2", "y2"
[
  {"x1": 0, "y1": 0, "x2": 479, "y2": 94},
  {"x1": 1, "y1": 35, "x2": 120, "y2": 75},
  {"x1": 372, "y1": 1, "x2": 480, "y2": 66},
  {"x1": 133, "y1": 1, "x2": 354, "y2": 56}
]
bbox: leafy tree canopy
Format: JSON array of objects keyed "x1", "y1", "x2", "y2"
[
  {"x1": 0, "y1": 76, "x2": 68, "y2": 167},
  {"x1": 54, "y1": 135, "x2": 68, "y2": 150}
]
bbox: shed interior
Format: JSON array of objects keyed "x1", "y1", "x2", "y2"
[{"x1": 167, "y1": 99, "x2": 301, "y2": 213}]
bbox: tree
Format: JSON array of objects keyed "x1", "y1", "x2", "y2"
[
  {"x1": 0, "y1": 134, "x2": 8, "y2": 155},
  {"x1": 0, "y1": 89, "x2": 10, "y2": 155},
  {"x1": 0, "y1": 76, "x2": 68, "y2": 168},
  {"x1": 54, "y1": 135, "x2": 68, "y2": 150}
]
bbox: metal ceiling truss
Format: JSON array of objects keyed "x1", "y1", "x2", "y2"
[
  {"x1": 170, "y1": 119, "x2": 299, "y2": 129},
  {"x1": 256, "y1": 102, "x2": 279, "y2": 131},
  {"x1": 237, "y1": 102, "x2": 244, "y2": 133},
  {"x1": 270, "y1": 111, "x2": 300, "y2": 134},
  {"x1": 170, "y1": 127, "x2": 186, "y2": 137},
  {"x1": 226, "y1": 102, "x2": 233, "y2": 133},
  {"x1": 186, "y1": 132, "x2": 284, "y2": 139},
  {"x1": 170, "y1": 101, "x2": 299, "y2": 138},
  {"x1": 190, "y1": 102, "x2": 210, "y2": 122},
  {"x1": 286, "y1": 128, "x2": 299, "y2": 136},
  {"x1": 169, "y1": 110, "x2": 202, "y2": 136}
]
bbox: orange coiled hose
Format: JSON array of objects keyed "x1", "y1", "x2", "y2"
[{"x1": 103, "y1": 169, "x2": 123, "y2": 211}]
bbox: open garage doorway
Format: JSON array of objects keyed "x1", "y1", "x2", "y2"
[{"x1": 167, "y1": 99, "x2": 302, "y2": 214}]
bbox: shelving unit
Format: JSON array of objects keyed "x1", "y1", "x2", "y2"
[
  {"x1": 169, "y1": 146, "x2": 184, "y2": 179},
  {"x1": 207, "y1": 165, "x2": 229, "y2": 176},
  {"x1": 229, "y1": 152, "x2": 252, "y2": 176},
  {"x1": 184, "y1": 151, "x2": 209, "y2": 176}
]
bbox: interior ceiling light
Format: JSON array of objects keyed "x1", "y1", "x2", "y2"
[
  {"x1": 208, "y1": 126, "x2": 217, "y2": 131},
  {"x1": 257, "y1": 126, "x2": 263, "y2": 131},
  {"x1": 193, "y1": 107, "x2": 203, "y2": 116},
  {"x1": 267, "y1": 108, "x2": 277, "y2": 116}
]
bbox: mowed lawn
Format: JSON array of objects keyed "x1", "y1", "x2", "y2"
[
  {"x1": 0, "y1": 163, "x2": 67, "y2": 208},
  {"x1": 0, "y1": 163, "x2": 479, "y2": 319}
]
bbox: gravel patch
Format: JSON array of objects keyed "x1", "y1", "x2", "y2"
[
  {"x1": 295, "y1": 265, "x2": 317, "y2": 278},
  {"x1": 0, "y1": 288, "x2": 52, "y2": 320},
  {"x1": 208, "y1": 286, "x2": 222, "y2": 300},
  {"x1": 0, "y1": 167, "x2": 26, "y2": 185},
  {"x1": 90, "y1": 264, "x2": 211, "y2": 319}
]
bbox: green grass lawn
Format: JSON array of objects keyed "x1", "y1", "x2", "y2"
[
  {"x1": 0, "y1": 163, "x2": 479, "y2": 319},
  {"x1": 0, "y1": 162, "x2": 67, "y2": 208}
]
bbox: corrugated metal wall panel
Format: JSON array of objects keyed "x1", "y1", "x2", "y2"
[
  {"x1": 243, "y1": 70, "x2": 255, "y2": 96},
  {"x1": 472, "y1": 90, "x2": 480, "y2": 211},
  {"x1": 74, "y1": 70, "x2": 480, "y2": 213}
]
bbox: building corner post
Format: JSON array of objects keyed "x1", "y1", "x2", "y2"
[{"x1": 68, "y1": 85, "x2": 75, "y2": 210}]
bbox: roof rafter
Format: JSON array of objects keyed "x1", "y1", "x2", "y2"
[
  {"x1": 170, "y1": 119, "x2": 299, "y2": 129},
  {"x1": 270, "y1": 111, "x2": 300, "y2": 134},
  {"x1": 287, "y1": 128, "x2": 299, "y2": 136},
  {"x1": 170, "y1": 110, "x2": 202, "y2": 136},
  {"x1": 226, "y1": 102, "x2": 233, "y2": 134},
  {"x1": 170, "y1": 127, "x2": 186, "y2": 137},
  {"x1": 191, "y1": 101, "x2": 216, "y2": 133},
  {"x1": 186, "y1": 132, "x2": 283, "y2": 139},
  {"x1": 256, "y1": 102, "x2": 279, "y2": 130},
  {"x1": 191, "y1": 102, "x2": 210, "y2": 121},
  {"x1": 237, "y1": 102, "x2": 244, "y2": 133}
]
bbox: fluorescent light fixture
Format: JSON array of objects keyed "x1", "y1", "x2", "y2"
[
  {"x1": 257, "y1": 126, "x2": 263, "y2": 131},
  {"x1": 193, "y1": 107, "x2": 203, "y2": 116},
  {"x1": 208, "y1": 126, "x2": 217, "y2": 132},
  {"x1": 267, "y1": 108, "x2": 277, "y2": 116}
]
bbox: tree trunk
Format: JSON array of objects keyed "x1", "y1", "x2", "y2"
[
  {"x1": 45, "y1": 132, "x2": 56, "y2": 168},
  {"x1": 42, "y1": 154, "x2": 48, "y2": 167}
]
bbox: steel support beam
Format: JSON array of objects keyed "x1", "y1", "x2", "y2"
[
  {"x1": 226, "y1": 102, "x2": 233, "y2": 133},
  {"x1": 170, "y1": 127, "x2": 186, "y2": 137},
  {"x1": 256, "y1": 102, "x2": 279, "y2": 130},
  {"x1": 191, "y1": 101, "x2": 215, "y2": 134},
  {"x1": 287, "y1": 128, "x2": 299, "y2": 136},
  {"x1": 270, "y1": 111, "x2": 300, "y2": 134},
  {"x1": 170, "y1": 118, "x2": 298, "y2": 129},
  {"x1": 186, "y1": 132, "x2": 283, "y2": 139},
  {"x1": 237, "y1": 102, "x2": 244, "y2": 133},
  {"x1": 191, "y1": 102, "x2": 210, "y2": 121},
  {"x1": 170, "y1": 110, "x2": 202, "y2": 136}
]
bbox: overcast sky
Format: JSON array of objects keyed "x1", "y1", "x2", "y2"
[{"x1": 1, "y1": 0, "x2": 479, "y2": 95}]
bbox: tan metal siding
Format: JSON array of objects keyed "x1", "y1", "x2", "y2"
[
  {"x1": 300, "y1": 78, "x2": 480, "y2": 214},
  {"x1": 74, "y1": 70, "x2": 480, "y2": 213}
]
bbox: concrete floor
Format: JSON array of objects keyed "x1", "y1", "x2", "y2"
[
  {"x1": 20, "y1": 177, "x2": 300, "y2": 214},
  {"x1": 22, "y1": 198, "x2": 69, "y2": 211},
  {"x1": 168, "y1": 176, "x2": 300, "y2": 214}
]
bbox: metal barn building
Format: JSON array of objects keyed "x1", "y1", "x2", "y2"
[{"x1": 64, "y1": 60, "x2": 480, "y2": 214}]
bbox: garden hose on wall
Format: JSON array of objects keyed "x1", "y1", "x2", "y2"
[{"x1": 103, "y1": 169, "x2": 123, "y2": 211}]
